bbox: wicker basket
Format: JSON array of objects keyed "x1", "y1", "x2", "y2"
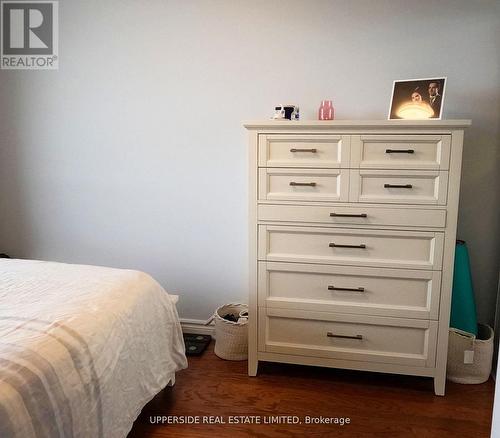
[
  {"x1": 213, "y1": 303, "x2": 248, "y2": 361},
  {"x1": 447, "y1": 324, "x2": 494, "y2": 384}
]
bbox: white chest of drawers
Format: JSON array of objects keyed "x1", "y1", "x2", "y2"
[{"x1": 245, "y1": 120, "x2": 470, "y2": 396}]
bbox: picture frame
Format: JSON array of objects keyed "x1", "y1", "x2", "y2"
[{"x1": 388, "y1": 77, "x2": 446, "y2": 120}]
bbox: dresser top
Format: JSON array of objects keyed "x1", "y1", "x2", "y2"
[{"x1": 244, "y1": 119, "x2": 471, "y2": 130}]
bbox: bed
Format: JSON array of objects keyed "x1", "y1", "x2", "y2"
[{"x1": 0, "y1": 259, "x2": 187, "y2": 438}]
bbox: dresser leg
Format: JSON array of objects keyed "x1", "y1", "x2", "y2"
[
  {"x1": 434, "y1": 373, "x2": 446, "y2": 396},
  {"x1": 248, "y1": 359, "x2": 259, "y2": 376}
]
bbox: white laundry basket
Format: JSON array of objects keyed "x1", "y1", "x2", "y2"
[
  {"x1": 213, "y1": 303, "x2": 248, "y2": 361},
  {"x1": 447, "y1": 324, "x2": 494, "y2": 384}
]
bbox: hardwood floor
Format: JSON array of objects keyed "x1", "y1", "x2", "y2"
[{"x1": 129, "y1": 342, "x2": 495, "y2": 437}]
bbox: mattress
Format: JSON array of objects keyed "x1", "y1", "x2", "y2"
[{"x1": 0, "y1": 259, "x2": 187, "y2": 438}]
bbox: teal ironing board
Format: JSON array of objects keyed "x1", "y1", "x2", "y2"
[{"x1": 450, "y1": 240, "x2": 478, "y2": 336}]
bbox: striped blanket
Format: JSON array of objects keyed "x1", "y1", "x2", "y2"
[{"x1": 0, "y1": 259, "x2": 187, "y2": 438}]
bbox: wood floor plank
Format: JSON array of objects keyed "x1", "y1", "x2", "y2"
[{"x1": 128, "y1": 342, "x2": 494, "y2": 437}]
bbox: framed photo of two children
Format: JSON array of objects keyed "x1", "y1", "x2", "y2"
[{"x1": 389, "y1": 77, "x2": 446, "y2": 120}]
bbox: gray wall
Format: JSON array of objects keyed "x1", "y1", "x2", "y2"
[{"x1": 0, "y1": 0, "x2": 499, "y2": 323}]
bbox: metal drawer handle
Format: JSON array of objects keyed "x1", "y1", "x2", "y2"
[
  {"x1": 289, "y1": 181, "x2": 317, "y2": 187},
  {"x1": 290, "y1": 148, "x2": 317, "y2": 153},
  {"x1": 330, "y1": 213, "x2": 367, "y2": 218},
  {"x1": 329, "y1": 243, "x2": 366, "y2": 249},
  {"x1": 386, "y1": 149, "x2": 415, "y2": 154},
  {"x1": 384, "y1": 183, "x2": 413, "y2": 189},
  {"x1": 327, "y1": 332, "x2": 363, "y2": 340},
  {"x1": 328, "y1": 285, "x2": 365, "y2": 292}
]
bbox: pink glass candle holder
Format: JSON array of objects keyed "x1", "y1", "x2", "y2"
[{"x1": 318, "y1": 100, "x2": 334, "y2": 120}]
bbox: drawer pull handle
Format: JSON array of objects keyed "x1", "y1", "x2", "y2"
[
  {"x1": 289, "y1": 181, "x2": 317, "y2": 187},
  {"x1": 328, "y1": 285, "x2": 365, "y2": 292},
  {"x1": 329, "y1": 243, "x2": 366, "y2": 249},
  {"x1": 290, "y1": 148, "x2": 317, "y2": 153},
  {"x1": 327, "y1": 332, "x2": 363, "y2": 340},
  {"x1": 384, "y1": 183, "x2": 413, "y2": 189},
  {"x1": 330, "y1": 213, "x2": 368, "y2": 218},
  {"x1": 386, "y1": 149, "x2": 415, "y2": 154}
]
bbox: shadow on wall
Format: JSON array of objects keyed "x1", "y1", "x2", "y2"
[
  {"x1": 457, "y1": 88, "x2": 500, "y2": 326},
  {"x1": 0, "y1": 77, "x2": 36, "y2": 257}
]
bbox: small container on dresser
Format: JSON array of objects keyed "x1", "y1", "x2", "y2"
[{"x1": 245, "y1": 119, "x2": 470, "y2": 395}]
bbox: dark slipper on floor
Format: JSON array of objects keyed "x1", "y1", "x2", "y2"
[{"x1": 183, "y1": 334, "x2": 211, "y2": 356}]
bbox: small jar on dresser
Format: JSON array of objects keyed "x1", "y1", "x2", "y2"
[{"x1": 245, "y1": 119, "x2": 470, "y2": 396}]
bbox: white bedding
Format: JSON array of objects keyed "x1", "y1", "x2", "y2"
[{"x1": 0, "y1": 259, "x2": 187, "y2": 438}]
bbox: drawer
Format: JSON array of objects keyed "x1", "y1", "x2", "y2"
[
  {"x1": 351, "y1": 135, "x2": 451, "y2": 170},
  {"x1": 258, "y1": 262, "x2": 441, "y2": 319},
  {"x1": 258, "y1": 225, "x2": 444, "y2": 270},
  {"x1": 350, "y1": 170, "x2": 448, "y2": 205},
  {"x1": 258, "y1": 204, "x2": 446, "y2": 228},
  {"x1": 258, "y1": 134, "x2": 350, "y2": 168},
  {"x1": 259, "y1": 308, "x2": 437, "y2": 367},
  {"x1": 258, "y1": 168, "x2": 349, "y2": 202}
]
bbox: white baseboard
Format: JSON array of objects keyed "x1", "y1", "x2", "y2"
[{"x1": 180, "y1": 318, "x2": 215, "y2": 337}]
